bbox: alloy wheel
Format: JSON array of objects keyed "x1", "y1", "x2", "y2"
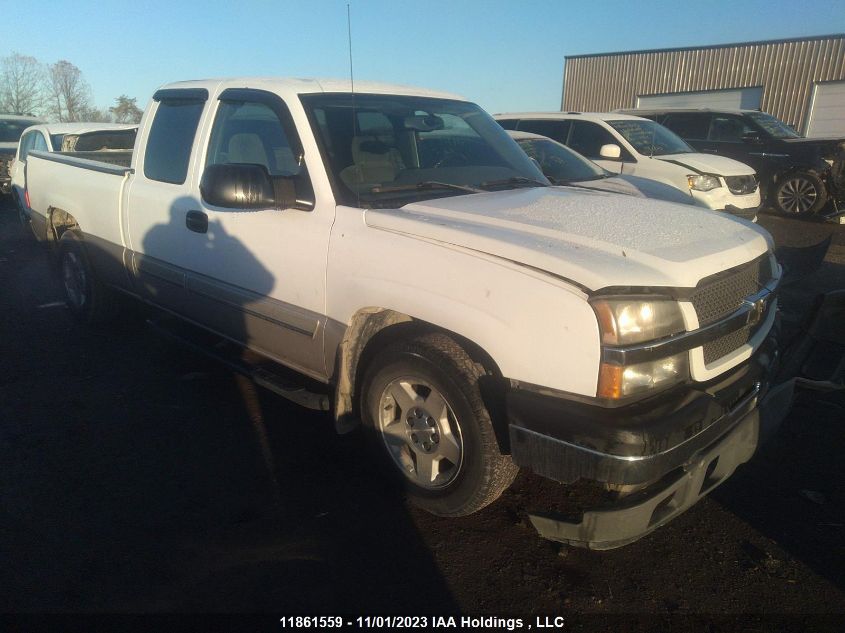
[{"x1": 377, "y1": 377, "x2": 464, "y2": 489}]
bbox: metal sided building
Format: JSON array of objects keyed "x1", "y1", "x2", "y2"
[{"x1": 562, "y1": 34, "x2": 845, "y2": 138}]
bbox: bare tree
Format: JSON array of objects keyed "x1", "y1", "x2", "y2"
[
  {"x1": 109, "y1": 95, "x2": 143, "y2": 124},
  {"x1": 0, "y1": 53, "x2": 47, "y2": 115},
  {"x1": 81, "y1": 106, "x2": 113, "y2": 123},
  {"x1": 48, "y1": 60, "x2": 92, "y2": 122}
]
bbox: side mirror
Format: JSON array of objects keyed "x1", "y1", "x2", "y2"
[
  {"x1": 741, "y1": 132, "x2": 762, "y2": 144},
  {"x1": 200, "y1": 163, "x2": 276, "y2": 209},
  {"x1": 599, "y1": 143, "x2": 622, "y2": 160}
]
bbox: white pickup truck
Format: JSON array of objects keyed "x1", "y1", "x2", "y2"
[{"x1": 25, "y1": 78, "x2": 791, "y2": 549}]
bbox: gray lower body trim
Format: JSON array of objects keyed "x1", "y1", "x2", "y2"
[{"x1": 130, "y1": 251, "x2": 327, "y2": 379}]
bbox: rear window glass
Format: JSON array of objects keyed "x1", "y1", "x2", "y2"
[
  {"x1": 144, "y1": 100, "x2": 205, "y2": 184},
  {"x1": 517, "y1": 119, "x2": 571, "y2": 144},
  {"x1": 0, "y1": 119, "x2": 39, "y2": 143}
]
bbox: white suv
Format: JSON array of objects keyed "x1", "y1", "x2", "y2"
[{"x1": 496, "y1": 112, "x2": 761, "y2": 220}]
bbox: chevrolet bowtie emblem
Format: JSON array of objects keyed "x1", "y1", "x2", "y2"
[{"x1": 744, "y1": 296, "x2": 768, "y2": 326}]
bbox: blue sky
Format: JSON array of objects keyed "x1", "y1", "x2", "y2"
[{"x1": 5, "y1": 0, "x2": 844, "y2": 114}]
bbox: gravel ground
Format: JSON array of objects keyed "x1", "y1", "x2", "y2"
[{"x1": 1, "y1": 200, "x2": 843, "y2": 629}]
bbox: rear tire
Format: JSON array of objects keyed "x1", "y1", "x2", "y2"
[
  {"x1": 773, "y1": 172, "x2": 827, "y2": 216},
  {"x1": 58, "y1": 231, "x2": 120, "y2": 325},
  {"x1": 360, "y1": 332, "x2": 518, "y2": 517}
]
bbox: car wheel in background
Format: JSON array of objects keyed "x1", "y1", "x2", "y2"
[
  {"x1": 58, "y1": 231, "x2": 120, "y2": 325},
  {"x1": 774, "y1": 172, "x2": 828, "y2": 216}
]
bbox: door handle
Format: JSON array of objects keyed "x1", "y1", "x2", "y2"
[
  {"x1": 185, "y1": 210, "x2": 208, "y2": 233},
  {"x1": 700, "y1": 149, "x2": 718, "y2": 154}
]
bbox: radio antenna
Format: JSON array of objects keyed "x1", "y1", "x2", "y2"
[{"x1": 347, "y1": 3, "x2": 355, "y2": 95}]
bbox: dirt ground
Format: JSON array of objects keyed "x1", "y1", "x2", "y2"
[{"x1": 1, "y1": 198, "x2": 844, "y2": 629}]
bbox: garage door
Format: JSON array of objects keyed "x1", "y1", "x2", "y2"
[
  {"x1": 637, "y1": 87, "x2": 763, "y2": 110},
  {"x1": 805, "y1": 81, "x2": 845, "y2": 138}
]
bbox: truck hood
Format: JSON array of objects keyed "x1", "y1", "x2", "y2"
[
  {"x1": 365, "y1": 187, "x2": 772, "y2": 291},
  {"x1": 656, "y1": 152, "x2": 755, "y2": 176}
]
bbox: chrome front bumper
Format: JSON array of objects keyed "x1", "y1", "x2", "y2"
[{"x1": 529, "y1": 378, "x2": 795, "y2": 550}]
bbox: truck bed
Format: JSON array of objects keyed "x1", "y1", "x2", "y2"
[{"x1": 26, "y1": 150, "x2": 130, "y2": 247}]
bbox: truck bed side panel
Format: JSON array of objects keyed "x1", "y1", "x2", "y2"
[{"x1": 27, "y1": 152, "x2": 130, "y2": 289}]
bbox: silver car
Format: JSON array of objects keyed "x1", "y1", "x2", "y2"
[{"x1": 508, "y1": 130, "x2": 696, "y2": 206}]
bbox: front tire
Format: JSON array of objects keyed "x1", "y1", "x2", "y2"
[
  {"x1": 360, "y1": 332, "x2": 518, "y2": 517},
  {"x1": 773, "y1": 172, "x2": 827, "y2": 216},
  {"x1": 58, "y1": 231, "x2": 119, "y2": 325}
]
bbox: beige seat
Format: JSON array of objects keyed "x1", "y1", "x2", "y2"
[
  {"x1": 227, "y1": 133, "x2": 270, "y2": 169},
  {"x1": 340, "y1": 136, "x2": 405, "y2": 188}
]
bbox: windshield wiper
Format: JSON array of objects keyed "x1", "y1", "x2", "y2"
[
  {"x1": 478, "y1": 176, "x2": 549, "y2": 190},
  {"x1": 368, "y1": 181, "x2": 484, "y2": 194}
]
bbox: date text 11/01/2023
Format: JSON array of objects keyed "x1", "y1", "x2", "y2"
[{"x1": 278, "y1": 616, "x2": 567, "y2": 629}]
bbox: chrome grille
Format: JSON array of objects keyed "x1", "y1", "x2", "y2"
[
  {"x1": 0, "y1": 155, "x2": 10, "y2": 178},
  {"x1": 703, "y1": 325, "x2": 756, "y2": 365},
  {"x1": 691, "y1": 255, "x2": 774, "y2": 365},
  {"x1": 725, "y1": 175, "x2": 757, "y2": 195},
  {"x1": 690, "y1": 255, "x2": 773, "y2": 327}
]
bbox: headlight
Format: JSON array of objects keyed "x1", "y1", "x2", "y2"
[
  {"x1": 687, "y1": 174, "x2": 722, "y2": 191},
  {"x1": 592, "y1": 298, "x2": 685, "y2": 345},
  {"x1": 592, "y1": 298, "x2": 688, "y2": 399},
  {"x1": 598, "y1": 353, "x2": 689, "y2": 399}
]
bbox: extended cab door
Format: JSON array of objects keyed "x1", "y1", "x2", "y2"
[
  {"x1": 125, "y1": 88, "x2": 209, "y2": 317},
  {"x1": 130, "y1": 87, "x2": 332, "y2": 380}
]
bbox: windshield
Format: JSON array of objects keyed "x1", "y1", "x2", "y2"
[
  {"x1": 516, "y1": 137, "x2": 607, "y2": 183},
  {"x1": 0, "y1": 119, "x2": 40, "y2": 143},
  {"x1": 746, "y1": 111, "x2": 800, "y2": 139},
  {"x1": 607, "y1": 119, "x2": 694, "y2": 156},
  {"x1": 300, "y1": 93, "x2": 547, "y2": 208}
]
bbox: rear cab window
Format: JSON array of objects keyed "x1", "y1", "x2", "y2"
[
  {"x1": 18, "y1": 131, "x2": 35, "y2": 160},
  {"x1": 144, "y1": 92, "x2": 206, "y2": 184}
]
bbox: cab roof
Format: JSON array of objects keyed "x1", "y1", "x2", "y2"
[{"x1": 158, "y1": 77, "x2": 466, "y2": 101}]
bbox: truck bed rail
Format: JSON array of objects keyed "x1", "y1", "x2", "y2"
[{"x1": 28, "y1": 150, "x2": 132, "y2": 175}]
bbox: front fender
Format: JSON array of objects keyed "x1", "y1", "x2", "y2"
[{"x1": 326, "y1": 214, "x2": 602, "y2": 398}]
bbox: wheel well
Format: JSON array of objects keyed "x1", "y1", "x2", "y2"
[
  {"x1": 332, "y1": 309, "x2": 510, "y2": 451},
  {"x1": 48, "y1": 207, "x2": 80, "y2": 243}
]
